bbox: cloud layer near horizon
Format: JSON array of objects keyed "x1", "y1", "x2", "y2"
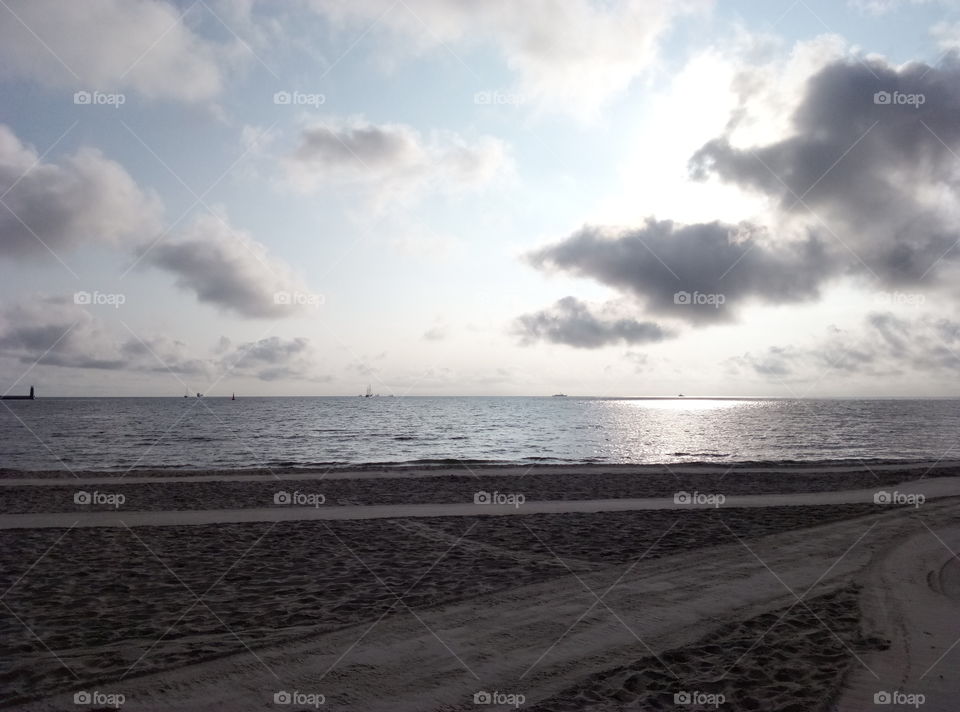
[{"x1": 0, "y1": 296, "x2": 322, "y2": 381}]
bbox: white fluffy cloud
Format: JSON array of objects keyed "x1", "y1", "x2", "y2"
[
  {"x1": 847, "y1": 0, "x2": 943, "y2": 15},
  {"x1": 0, "y1": 123, "x2": 314, "y2": 320},
  {"x1": 310, "y1": 0, "x2": 704, "y2": 116},
  {"x1": 0, "y1": 0, "x2": 233, "y2": 102},
  {"x1": 0, "y1": 124, "x2": 162, "y2": 259}
]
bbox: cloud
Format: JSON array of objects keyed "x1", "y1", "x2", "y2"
[
  {"x1": 847, "y1": 0, "x2": 942, "y2": 14},
  {"x1": 422, "y1": 325, "x2": 449, "y2": 342},
  {"x1": 285, "y1": 118, "x2": 508, "y2": 204},
  {"x1": 527, "y1": 219, "x2": 832, "y2": 324},
  {"x1": 0, "y1": 124, "x2": 162, "y2": 259},
  {"x1": 219, "y1": 336, "x2": 319, "y2": 381},
  {"x1": 0, "y1": 297, "x2": 126, "y2": 370},
  {"x1": 690, "y1": 55, "x2": 960, "y2": 287},
  {"x1": 733, "y1": 312, "x2": 960, "y2": 381},
  {"x1": 0, "y1": 295, "x2": 321, "y2": 380},
  {"x1": 309, "y1": 0, "x2": 703, "y2": 117},
  {"x1": 519, "y1": 53, "x2": 960, "y2": 344},
  {"x1": 0, "y1": 125, "x2": 313, "y2": 320},
  {"x1": 0, "y1": 0, "x2": 234, "y2": 102},
  {"x1": 623, "y1": 350, "x2": 649, "y2": 372},
  {"x1": 144, "y1": 213, "x2": 318, "y2": 319},
  {"x1": 932, "y1": 21, "x2": 960, "y2": 50},
  {"x1": 514, "y1": 296, "x2": 671, "y2": 348}
]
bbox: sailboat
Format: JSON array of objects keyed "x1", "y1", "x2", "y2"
[
  {"x1": 364, "y1": 384, "x2": 373, "y2": 398},
  {"x1": 231, "y1": 393, "x2": 236, "y2": 401}
]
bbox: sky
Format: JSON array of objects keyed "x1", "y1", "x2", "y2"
[{"x1": 1, "y1": 0, "x2": 960, "y2": 397}]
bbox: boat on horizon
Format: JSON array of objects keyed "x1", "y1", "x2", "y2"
[{"x1": 552, "y1": 393, "x2": 567, "y2": 397}]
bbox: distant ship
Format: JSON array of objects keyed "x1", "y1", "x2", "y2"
[
  {"x1": 551, "y1": 393, "x2": 567, "y2": 397},
  {"x1": 364, "y1": 384, "x2": 373, "y2": 398}
]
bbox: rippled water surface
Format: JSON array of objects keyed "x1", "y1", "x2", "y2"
[{"x1": 1, "y1": 397, "x2": 958, "y2": 471}]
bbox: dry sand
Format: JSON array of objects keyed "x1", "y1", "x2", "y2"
[{"x1": 1, "y1": 463, "x2": 958, "y2": 710}]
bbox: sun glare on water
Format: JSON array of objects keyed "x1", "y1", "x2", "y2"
[{"x1": 625, "y1": 398, "x2": 751, "y2": 412}]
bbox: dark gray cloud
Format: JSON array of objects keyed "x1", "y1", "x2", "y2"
[
  {"x1": 145, "y1": 214, "x2": 317, "y2": 319},
  {"x1": 527, "y1": 220, "x2": 832, "y2": 324},
  {"x1": 515, "y1": 296, "x2": 671, "y2": 348},
  {"x1": 690, "y1": 54, "x2": 960, "y2": 285}
]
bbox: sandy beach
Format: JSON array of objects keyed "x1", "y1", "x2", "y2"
[{"x1": 0, "y1": 461, "x2": 957, "y2": 710}]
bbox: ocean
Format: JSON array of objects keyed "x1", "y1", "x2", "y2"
[{"x1": 1, "y1": 396, "x2": 959, "y2": 471}]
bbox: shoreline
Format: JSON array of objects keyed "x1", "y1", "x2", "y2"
[{"x1": 2, "y1": 457, "x2": 958, "y2": 482}]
